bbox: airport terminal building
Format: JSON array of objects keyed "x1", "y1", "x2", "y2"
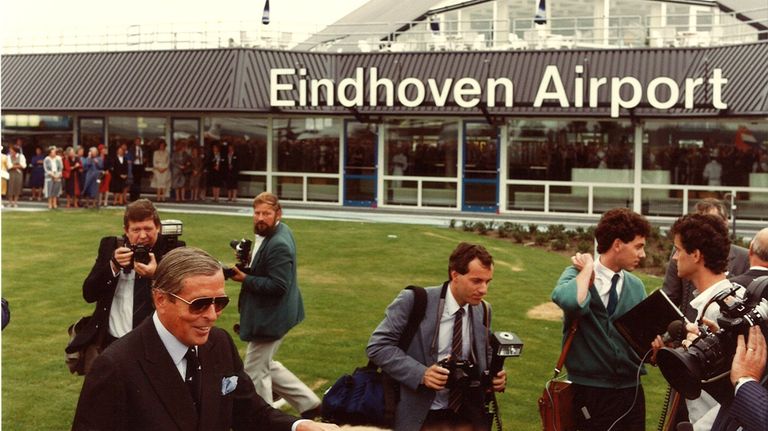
[{"x1": 2, "y1": 0, "x2": 767, "y2": 221}]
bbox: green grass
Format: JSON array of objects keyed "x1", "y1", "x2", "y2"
[{"x1": 1, "y1": 209, "x2": 668, "y2": 430}]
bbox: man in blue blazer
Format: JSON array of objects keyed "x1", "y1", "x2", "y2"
[
  {"x1": 229, "y1": 192, "x2": 321, "y2": 418},
  {"x1": 367, "y1": 243, "x2": 507, "y2": 430},
  {"x1": 711, "y1": 325, "x2": 767, "y2": 431}
]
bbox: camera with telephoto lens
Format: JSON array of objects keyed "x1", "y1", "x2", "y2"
[
  {"x1": 657, "y1": 276, "x2": 768, "y2": 402},
  {"x1": 223, "y1": 238, "x2": 253, "y2": 279}
]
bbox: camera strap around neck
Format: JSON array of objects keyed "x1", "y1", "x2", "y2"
[{"x1": 553, "y1": 320, "x2": 580, "y2": 379}]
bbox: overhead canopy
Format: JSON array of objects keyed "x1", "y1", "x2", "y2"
[{"x1": 2, "y1": 43, "x2": 767, "y2": 118}]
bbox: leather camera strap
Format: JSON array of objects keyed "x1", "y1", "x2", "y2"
[{"x1": 553, "y1": 320, "x2": 579, "y2": 379}]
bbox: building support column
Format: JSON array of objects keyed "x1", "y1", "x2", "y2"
[
  {"x1": 633, "y1": 121, "x2": 644, "y2": 214},
  {"x1": 266, "y1": 115, "x2": 274, "y2": 193},
  {"x1": 498, "y1": 123, "x2": 508, "y2": 213},
  {"x1": 493, "y1": 0, "x2": 509, "y2": 49}
]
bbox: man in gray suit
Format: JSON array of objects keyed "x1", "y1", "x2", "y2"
[
  {"x1": 662, "y1": 198, "x2": 749, "y2": 321},
  {"x1": 367, "y1": 243, "x2": 507, "y2": 431}
]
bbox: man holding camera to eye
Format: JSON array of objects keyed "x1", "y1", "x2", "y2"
[
  {"x1": 552, "y1": 208, "x2": 651, "y2": 431},
  {"x1": 227, "y1": 192, "x2": 322, "y2": 419},
  {"x1": 367, "y1": 242, "x2": 507, "y2": 431},
  {"x1": 68, "y1": 199, "x2": 185, "y2": 364}
]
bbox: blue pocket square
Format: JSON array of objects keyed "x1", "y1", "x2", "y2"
[{"x1": 221, "y1": 376, "x2": 238, "y2": 395}]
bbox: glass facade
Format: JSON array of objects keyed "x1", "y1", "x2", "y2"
[
  {"x1": 108, "y1": 116, "x2": 168, "y2": 167},
  {"x1": 384, "y1": 119, "x2": 459, "y2": 207},
  {"x1": 1, "y1": 115, "x2": 74, "y2": 161},
  {"x1": 273, "y1": 118, "x2": 339, "y2": 173},
  {"x1": 204, "y1": 117, "x2": 267, "y2": 171}
]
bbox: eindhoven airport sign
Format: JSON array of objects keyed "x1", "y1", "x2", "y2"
[{"x1": 270, "y1": 65, "x2": 728, "y2": 118}]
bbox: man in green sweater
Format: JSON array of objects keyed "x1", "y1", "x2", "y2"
[{"x1": 552, "y1": 208, "x2": 651, "y2": 431}]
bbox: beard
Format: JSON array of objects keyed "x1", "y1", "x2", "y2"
[{"x1": 254, "y1": 221, "x2": 276, "y2": 236}]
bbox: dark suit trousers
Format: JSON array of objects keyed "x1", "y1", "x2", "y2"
[{"x1": 573, "y1": 384, "x2": 645, "y2": 431}]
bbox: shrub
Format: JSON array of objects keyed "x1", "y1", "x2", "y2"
[
  {"x1": 475, "y1": 222, "x2": 489, "y2": 235},
  {"x1": 576, "y1": 240, "x2": 592, "y2": 253},
  {"x1": 528, "y1": 223, "x2": 539, "y2": 235},
  {"x1": 551, "y1": 238, "x2": 568, "y2": 251},
  {"x1": 534, "y1": 231, "x2": 548, "y2": 246},
  {"x1": 449, "y1": 219, "x2": 456, "y2": 229},
  {"x1": 462, "y1": 221, "x2": 475, "y2": 232}
]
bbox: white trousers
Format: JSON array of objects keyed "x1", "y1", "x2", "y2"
[{"x1": 243, "y1": 337, "x2": 320, "y2": 413}]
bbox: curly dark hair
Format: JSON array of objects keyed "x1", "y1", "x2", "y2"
[
  {"x1": 448, "y1": 242, "x2": 493, "y2": 279},
  {"x1": 594, "y1": 208, "x2": 651, "y2": 254},
  {"x1": 670, "y1": 213, "x2": 730, "y2": 274}
]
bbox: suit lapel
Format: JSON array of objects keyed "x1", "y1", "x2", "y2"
[
  {"x1": 197, "y1": 336, "x2": 223, "y2": 431},
  {"x1": 470, "y1": 303, "x2": 487, "y2": 370},
  {"x1": 418, "y1": 287, "x2": 441, "y2": 363},
  {"x1": 138, "y1": 320, "x2": 199, "y2": 431}
]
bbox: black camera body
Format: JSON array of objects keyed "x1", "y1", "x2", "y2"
[
  {"x1": 657, "y1": 276, "x2": 768, "y2": 401},
  {"x1": 116, "y1": 236, "x2": 152, "y2": 273},
  {"x1": 223, "y1": 238, "x2": 253, "y2": 279},
  {"x1": 438, "y1": 357, "x2": 481, "y2": 390}
]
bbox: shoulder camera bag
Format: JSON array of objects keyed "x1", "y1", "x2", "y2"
[
  {"x1": 538, "y1": 320, "x2": 579, "y2": 431},
  {"x1": 322, "y1": 285, "x2": 427, "y2": 428}
]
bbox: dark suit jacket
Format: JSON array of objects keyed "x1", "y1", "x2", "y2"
[
  {"x1": 711, "y1": 379, "x2": 768, "y2": 431},
  {"x1": 237, "y1": 222, "x2": 304, "y2": 342},
  {"x1": 72, "y1": 319, "x2": 297, "y2": 431},
  {"x1": 367, "y1": 285, "x2": 492, "y2": 430},
  {"x1": 662, "y1": 245, "x2": 749, "y2": 320},
  {"x1": 729, "y1": 268, "x2": 768, "y2": 292},
  {"x1": 68, "y1": 235, "x2": 182, "y2": 352}
]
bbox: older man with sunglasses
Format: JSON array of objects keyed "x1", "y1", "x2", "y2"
[{"x1": 73, "y1": 247, "x2": 339, "y2": 431}]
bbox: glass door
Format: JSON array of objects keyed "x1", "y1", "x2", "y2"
[
  {"x1": 343, "y1": 121, "x2": 378, "y2": 207},
  {"x1": 463, "y1": 122, "x2": 499, "y2": 212}
]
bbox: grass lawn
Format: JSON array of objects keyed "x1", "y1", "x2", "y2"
[{"x1": 1, "y1": 209, "x2": 669, "y2": 430}]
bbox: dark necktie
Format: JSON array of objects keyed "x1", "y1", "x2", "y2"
[
  {"x1": 449, "y1": 308, "x2": 465, "y2": 413},
  {"x1": 184, "y1": 347, "x2": 201, "y2": 412},
  {"x1": 607, "y1": 273, "x2": 620, "y2": 315}
]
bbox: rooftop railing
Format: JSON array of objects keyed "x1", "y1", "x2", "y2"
[{"x1": 2, "y1": 7, "x2": 766, "y2": 54}]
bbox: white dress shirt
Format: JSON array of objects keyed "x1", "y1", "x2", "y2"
[
  {"x1": 594, "y1": 257, "x2": 624, "y2": 309},
  {"x1": 108, "y1": 270, "x2": 135, "y2": 338},
  {"x1": 431, "y1": 286, "x2": 471, "y2": 410}
]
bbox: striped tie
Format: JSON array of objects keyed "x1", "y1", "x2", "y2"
[{"x1": 449, "y1": 307, "x2": 465, "y2": 413}]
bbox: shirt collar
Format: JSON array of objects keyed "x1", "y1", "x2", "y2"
[
  {"x1": 153, "y1": 312, "x2": 190, "y2": 367},
  {"x1": 690, "y1": 278, "x2": 734, "y2": 316},
  {"x1": 595, "y1": 256, "x2": 623, "y2": 283},
  {"x1": 445, "y1": 283, "x2": 468, "y2": 317}
]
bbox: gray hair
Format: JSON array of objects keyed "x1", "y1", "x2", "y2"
[
  {"x1": 751, "y1": 228, "x2": 768, "y2": 263},
  {"x1": 153, "y1": 247, "x2": 223, "y2": 294}
]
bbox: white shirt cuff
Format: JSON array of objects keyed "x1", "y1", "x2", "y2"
[
  {"x1": 292, "y1": 419, "x2": 310, "y2": 431},
  {"x1": 735, "y1": 377, "x2": 757, "y2": 394}
]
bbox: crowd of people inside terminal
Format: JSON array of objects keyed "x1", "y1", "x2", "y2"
[{"x1": 0, "y1": 136, "x2": 242, "y2": 208}]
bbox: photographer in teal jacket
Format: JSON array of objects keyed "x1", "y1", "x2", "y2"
[
  {"x1": 229, "y1": 192, "x2": 321, "y2": 419},
  {"x1": 551, "y1": 208, "x2": 651, "y2": 431}
]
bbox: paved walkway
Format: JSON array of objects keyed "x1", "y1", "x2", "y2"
[{"x1": 3, "y1": 198, "x2": 765, "y2": 237}]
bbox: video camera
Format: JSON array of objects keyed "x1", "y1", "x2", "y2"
[
  {"x1": 223, "y1": 238, "x2": 252, "y2": 279},
  {"x1": 657, "y1": 276, "x2": 768, "y2": 401}
]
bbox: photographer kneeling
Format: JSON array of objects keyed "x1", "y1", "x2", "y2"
[{"x1": 67, "y1": 199, "x2": 185, "y2": 372}]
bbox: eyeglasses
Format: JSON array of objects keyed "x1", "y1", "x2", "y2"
[{"x1": 163, "y1": 291, "x2": 230, "y2": 314}]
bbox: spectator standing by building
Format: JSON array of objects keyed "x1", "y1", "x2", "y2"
[
  {"x1": 188, "y1": 145, "x2": 204, "y2": 201},
  {"x1": 208, "y1": 143, "x2": 225, "y2": 203},
  {"x1": 151, "y1": 140, "x2": 170, "y2": 202},
  {"x1": 28, "y1": 146, "x2": 45, "y2": 201},
  {"x1": 98, "y1": 145, "x2": 111, "y2": 207},
  {"x1": 110, "y1": 145, "x2": 130, "y2": 206},
  {"x1": 228, "y1": 192, "x2": 322, "y2": 419},
  {"x1": 170, "y1": 141, "x2": 190, "y2": 202},
  {"x1": 552, "y1": 208, "x2": 651, "y2": 431},
  {"x1": 63, "y1": 147, "x2": 83, "y2": 208},
  {"x1": 129, "y1": 138, "x2": 146, "y2": 201},
  {"x1": 81, "y1": 147, "x2": 102, "y2": 209},
  {"x1": 225, "y1": 144, "x2": 239, "y2": 202},
  {"x1": 5, "y1": 143, "x2": 27, "y2": 207},
  {"x1": 44, "y1": 146, "x2": 63, "y2": 209}
]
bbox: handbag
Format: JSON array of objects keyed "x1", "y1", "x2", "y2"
[
  {"x1": 65, "y1": 316, "x2": 102, "y2": 375},
  {"x1": 322, "y1": 286, "x2": 427, "y2": 427},
  {"x1": 538, "y1": 320, "x2": 579, "y2": 431}
]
